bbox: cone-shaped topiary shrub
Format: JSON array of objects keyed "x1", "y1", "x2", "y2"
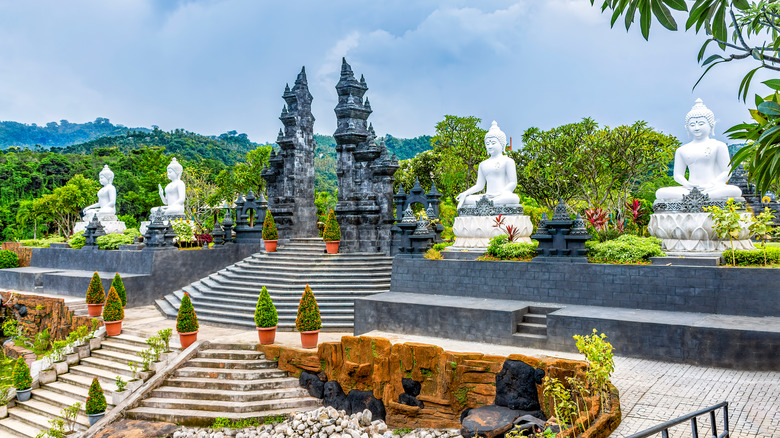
[
  {"x1": 110, "y1": 273, "x2": 126, "y2": 307},
  {"x1": 176, "y1": 293, "x2": 199, "y2": 333},
  {"x1": 86, "y1": 272, "x2": 105, "y2": 305},
  {"x1": 295, "y1": 284, "x2": 321, "y2": 332},
  {"x1": 323, "y1": 209, "x2": 340, "y2": 242},
  {"x1": 13, "y1": 357, "x2": 31, "y2": 390},
  {"x1": 85, "y1": 377, "x2": 107, "y2": 415},
  {"x1": 262, "y1": 210, "x2": 278, "y2": 241},
  {"x1": 254, "y1": 286, "x2": 278, "y2": 328},
  {"x1": 102, "y1": 286, "x2": 124, "y2": 322}
]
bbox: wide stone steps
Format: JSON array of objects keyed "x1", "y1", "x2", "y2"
[
  {"x1": 155, "y1": 238, "x2": 392, "y2": 330},
  {"x1": 126, "y1": 344, "x2": 321, "y2": 426},
  {"x1": 0, "y1": 417, "x2": 41, "y2": 438}
]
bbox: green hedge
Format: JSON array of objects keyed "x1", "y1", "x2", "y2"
[
  {"x1": 96, "y1": 233, "x2": 134, "y2": 250},
  {"x1": 722, "y1": 246, "x2": 780, "y2": 266},
  {"x1": 68, "y1": 231, "x2": 86, "y2": 249},
  {"x1": 19, "y1": 236, "x2": 65, "y2": 247},
  {"x1": 0, "y1": 250, "x2": 19, "y2": 269},
  {"x1": 588, "y1": 234, "x2": 665, "y2": 263},
  {"x1": 432, "y1": 241, "x2": 453, "y2": 251},
  {"x1": 485, "y1": 235, "x2": 538, "y2": 260}
]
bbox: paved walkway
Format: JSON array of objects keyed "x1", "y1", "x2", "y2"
[{"x1": 14, "y1": 291, "x2": 780, "y2": 437}]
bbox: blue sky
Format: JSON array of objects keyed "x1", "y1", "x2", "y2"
[{"x1": 0, "y1": 0, "x2": 771, "y2": 146}]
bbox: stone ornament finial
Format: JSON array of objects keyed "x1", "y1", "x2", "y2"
[
  {"x1": 485, "y1": 121, "x2": 507, "y2": 148},
  {"x1": 685, "y1": 98, "x2": 716, "y2": 131}
]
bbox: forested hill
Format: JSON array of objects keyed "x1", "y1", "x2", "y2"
[
  {"x1": 312, "y1": 133, "x2": 432, "y2": 161},
  {"x1": 0, "y1": 118, "x2": 150, "y2": 149}
]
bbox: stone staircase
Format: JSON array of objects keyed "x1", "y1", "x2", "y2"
[
  {"x1": 155, "y1": 238, "x2": 393, "y2": 330},
  {"x1": 513, "y1": 306, "x2": 560, "y2": 348},
  {"x1": 126, "y1": 343, "x2": 320, "y2": 426},
  {"x1": 0, "y1": 334, "x2": 158, "y2": 438}
]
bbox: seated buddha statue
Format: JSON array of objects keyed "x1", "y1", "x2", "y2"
[
  {"x1": 82, "y1": 165, "x2": 117, "y2": 221},
  {"x1": 151, "y1": 157, "x2": 186, "y2": 217}
]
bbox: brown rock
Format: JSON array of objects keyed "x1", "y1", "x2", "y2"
[{"x1": 93, "y1": 419, "x2": 178, "y2": 438}]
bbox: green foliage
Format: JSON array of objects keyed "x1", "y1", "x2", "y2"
[
  {"x1": 730, "y1": 90, "x2": 780, "y2": 193},
  {"x1": 704, "y1": 199, "x2": 746, "y2": 266},
  {"x1": 176, "y1": 293, "x2": 199, "y2": 333},
  {"x1": 543, "y1": 375, "x2": 577, "y2": 429},
  {"x1": 2, "y1": 318, "x2": 18, "y2": 337},
  {"x1": 19, "y1": 236, "x2": 66, "y2": 247},
  {"x1": 262, "y1": 210, "x2": 278, "y2": 241},
  {"x1": 12, "y1": 357, "x2": 32, "y2": 390},
  {"x1": 749, "y1": 207, "x2": 776, "y2": 265},
  {"x1": 157, "y1": 328, "x2": 173, "y2": 352},
  {"x1": 85, "y1": 377, "x2": 107, "y2": 415},
  {"x1": 574, "y1": 329, "x2": 615, "y2": 412},
  {"x1": 47, "y1": 340, "x2": 67, "y2": 362},
  {"x1": 454, "y1": 386, "x2": 474, "y2": 407},
  {"x1": 102, "y1": 286, "x2": 124, "y2": 322},
  {"x1": 96, "y1": 233, "x2": 134, "y2": 250},
  {"x1": 393, "y1": 428, "x2": 414, "y2": 435},
  {"x1": 432, "y1": 241, "x2": 453, "y2": 251},
  {"x1": 0, "y1": 118, "x2": 145, "y2": 149},
  {"x1": 423, "y1": 249, "x2": 443, "y2": 260},
  {"x1": 254, "y1": 286, "x2": 278, "y2": 328},
  {"x1": 115, "y1": 376, "x2": 127, "y2": 392},
  {"x1": 322, "y1": 209, "x2": 340, "y2": 242},
  {"x1": 383, "y1": 135, "x2": 433, "y2": 160},
  {"x1": 111, "y1": 273, "x2": 127, "y2": 307},
  {"x1": 722, "y1": 246, "x2": 780, "y2": 266},
  {"x1": 67, "y1": 231, "x2": 86, "y2": 249},
  {"x1": 170, "y1": 218, "x2": 197, "y2": 244},
  {"x1": 485, "y1": 235, "x2": 538, "y2": 260},
  {"x1": 0, "y1": 250, "x2": 19, "y2": 269},
  {"x1": 36, "y1": 402, "x2": 83, "y2": 437},
  {"x1": 295, "y1": 285, "x2": 322, "y2": 332},
  {"x1": 212, "y1": 417, "x2": 263, "y2": 429},
  {"x1": 86, "y1": 271, "x2": 105, "y2": 304},
  {"x1": 32, "y1": 329, "x2": 51, "y2": 355},
  {"x1": 588, "y1": 234, "x2": 665, "y2": 263}
]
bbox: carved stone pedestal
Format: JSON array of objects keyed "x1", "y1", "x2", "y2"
[
  {"x1": 451, "y1": 197, "x2": 530, "y2": 250},
  {"x1": 74, "y1": 214, "x2": 126, "y2": 235}
]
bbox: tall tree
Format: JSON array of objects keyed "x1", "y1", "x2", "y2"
[{"x1": 430, "y1": 115, "x2": 488, "y2": 197}]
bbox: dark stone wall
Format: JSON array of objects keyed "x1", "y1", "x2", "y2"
[{"x1": 389, "y1": 257, "x2": 779, "y2": 317}]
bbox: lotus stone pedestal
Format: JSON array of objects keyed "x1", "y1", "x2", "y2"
[
  {"x1": 648, "y1": 211, "x2": 754, "y2": 255},
  {"x1": 451, "y1": 199, "x2": 531, "y2": 250},
  {"x1": 74, "y1": 215, "x2": 126, "y2": 235}
]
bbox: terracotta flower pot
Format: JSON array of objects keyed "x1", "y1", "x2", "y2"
[
  {"x1": 178, "y1": 330, "x2": 198, "y2": 349},
  {"x1": 87, "y1": 304, "x2": 104, "y2": 317},
  {"x1": 104, "y1": 320, "x2": 123, "y2": 337},
  {"x1": 257, "y1": 326, "x2": 277, "y2": 345},
  {"x1": 264, "y1": 240, "x2": 278, "y2": 252},
  {"x1": 300, "y1": 330, "x2": 320, "y2": 349},
  {"x1": 325, "y1": 241, "x2": 340, "y2": 254}
]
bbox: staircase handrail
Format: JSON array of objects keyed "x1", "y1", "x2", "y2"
[{"x1": 626, "y1": 401, "x2": 729, "y2": 438}]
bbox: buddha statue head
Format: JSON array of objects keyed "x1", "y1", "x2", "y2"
[
  {"x1": 485, "y1": 121, "x2": 507, "y2": 156},
  {"x1": 685, "y1": 99, "x2": 716, "y2": 138},
  {"x1": 167, "y1": 158, "x2": 183, "y2": 180},
  {"x1": 98, "y1": 165, "x2": 114, "y2": 185}
]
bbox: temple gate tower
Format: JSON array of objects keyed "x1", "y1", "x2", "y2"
[{"x1": 333, "y1": 58, "x2": 399, "y2": 254}]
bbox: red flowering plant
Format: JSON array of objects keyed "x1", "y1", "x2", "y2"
[{"x1": 492, "y1": 214, "x2": 522, "y2": 242}]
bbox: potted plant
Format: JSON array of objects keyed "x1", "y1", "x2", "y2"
[
  {"x1": 296, "y1": 284, "x2": 322, "y2": 349},
  {"x1": 49, "y1": 340, "x2": 69, "y2": 375},
  {"x1": 85, "y1": 377, "x2": 107, "y2": 426},
  {"x1": 102, "y1": 286, "x2": 124, "y2": 336},
  {"x1": 262, "y1": 210, "x2": 279, "y2": 252},
  {"x1": 86, "y1": 272, "x2": 105, "y2": 317},
  {"x1": 13, "y1": 357, "x2": 32, "y2": 402},
  {"x1": 176, "y1": 293, "x2": 199, "y2": 349},
  {"x1": 254, "y1": 286, "x2": 278, "y2": 344},
  {"x1": 110, "y1": 273, "x2": 127, "y2": 308},
  {"x1": 323, "y1": 209, "x2": 341, "y2": 254}
]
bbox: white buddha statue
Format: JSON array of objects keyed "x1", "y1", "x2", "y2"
[
  {"x1": 456, "y1": 121, "x2": 520, "y2": 209},
  {"x1": 151, "y1": 157, "x2": 186, "y2": 217},
  {"x1": 655, "y1": 99, "x2": 742, "y2": 203},
  {"x1": 82, "y1": 165, "x2": 117, "y2": 222}
]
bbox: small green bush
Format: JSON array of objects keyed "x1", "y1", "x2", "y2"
[
  {"x1": 424, "y1": 249, "x2": 443, "y2": 260},
  {"x1": 722, "y1": 246, "x2": 780, "y2": 266},
  {"x1": 19, "y1": 236, "x2": 65, "y2": 247},
  {"x1": 102, "y1": 286, "x2": 124, "y2": 322},
  {"x1": 86, "y1": 272, "x2": 105, "y2": 305},
  {"x1": 322, "y1": 210, "x2": 341, "y2": 242},
  {"x1": 432, "y1": 241, "x2": 453, "y2": 251},
  {"x1": 262, "y1": 211, "x2": 278, "y2": 241},
  {"x1": 67, "y1": 231, "x2": 86, "y2": 249},
  {"x1": 96, "y1": 233, "x2": 134, "y2": 250},
  {"x1": 13, "y1": 357, "x2": 32, "y2": 390},
  {"x1": 111, "y1": 273, "x2": 127, "y2": 307},
  {"x1": 0, "y1": 250, "x2": 19, "y2": 269},
  {"x1": 176, "y1": 293, "x2": 199, "y2": 333},
  {"x1": 485, "y1": 235, "x2": 538, "y2": 260},
  {"x1": 85, "y1": 378, "x2": 107, "y2": 415},
  {"x1": 588, "y1": 234, "x2": 665, "y2": 263},
  {"x1": 254, "y1": 286, "x2": 278, "y2": 328},
  {"x1": 123, "y1": 228, "x2": 141, "y2": 239},
  {"x1": 296, "y1": 285, "x2": 322, "y2": 332}
]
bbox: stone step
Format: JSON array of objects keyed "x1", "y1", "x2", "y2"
[
  {"x1": 187, "y1": 307, "x2": 355, "y2": 325},
  {"x1": 173, "y1": 366, "x2": 288, "y2": 380},
  {"x1": 79, "y1": 356, "x2": 134, "y2": 377},
  {"x1": 184, "y1": 357, "x2": 277, "y2": 370},
  {"x1": 125, "y1": 406, "x2": 307, "y2": 427},
  {"x1": 188, "y1": 294, "x2": 359, "y2": 309},
  {"x1": 189, "y1": 284, "x2": 381, "y2": 300},
  {"x1": 149, "y1": 385, "x2": 310, "y2": 402},
  {"x1": 205, "y1": 277, "x2": 391, "y2": 292},
  {"x1": 522, "y1": 314, "x2": 547, "y2": 325},
  {"x1": 511, "y1": 333, "x2": 548, "y2": 349},
  {"x1": 162, "y1": 376, "x2": 300, "y2": 391},
  {"x1": 0, "y1": 417, "x2": 43, "y2": 438},
  {"x1": 9, "y1": 404, "x2": 61, "y2": 432},
  {"x1": 98, "y1": 339, "x2": 148, "y2": 356},
  {"x1": 196, "y1": 349, "x2": 265, "y2": 360},
  {"x1": 15, "y1": 397, "x2": 90, "y2": 429},
  {"x1": 91, "y1": 347, "x2": 143, "y2": 364},
  {"x1": 35, "y1": 380, "x2": 95, "y2": 404},
  {"x1": 515, "y1": 322, "x2": 547, "y2": 336},
  {"x1": 222, "y1": 268, "x2": 392, "y2": 283},
  {"x1": 191, "y1": 314, "x2": 353, "y2": 330},
  {"x1": 138, "y1": 395, "x2": 320, "y2": 413},
  {"x1": 61, "y1": 366, "x2": 123, "y2": 392}
]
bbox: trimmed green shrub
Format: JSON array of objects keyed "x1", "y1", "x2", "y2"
[
  {"x1": 102, "y1": 287, "x2": 124, "y2": 322},
  {"x1": 485, "y1": 235, "x2": 538, "y2": 260},
  {"x1": 176, "y1": 293, "x2": 199, "y2": 333},
  {"x1": 254, "y1": 286, "x2": 278, "y2": 328},
  {"x1": 123, "y1": 228, "x2": 141, "y2": 239},
  {"x1": 722, "y1": 246, "x2": 780, "y2": 266},
  {"x1": 296, "y1": 285, "x2": 322, "y2": 332},
  {"x1": 322, "y1": 210, "x2": 340, "y2": 242},
  {"x1": 432, "y1": 241, "x2": 454, "y2": 251},
  {"x1": 424, "y1": 249, "x2": 443, "y2": 260},
  {"x1": 68, "y1": 231, "x2": 86, "y2": 249},
  {"x1": 588, "y1": 234, "x2": 665, "y2": 263},
  {"x1": 13, "y1": 357, "x2": 32, "y2": 390},
  {"x1": 262, "y1": 211, "x2": 278, "y2": 241},
  {"x1": 86, "y1": 272, "x2": 105, "y2": 305},
  {"x1": 0, "y1": 250, "x2": 19, "y2": 269},
  {"x1": 19, "y1": 236, "x2": 65, "y2": 247},
  {"x1": 96, "y1": 233, "x2": 134, "y2": 250},
  {"x1": 111, "y1": 273, "x2": 127, "y2": 307},
  {"x1": 85, "y1": 378, "x2": 107, "y2": 415}
]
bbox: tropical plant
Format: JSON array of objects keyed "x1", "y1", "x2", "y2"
[
  {"x1": 322, "y1": 209, "x2": 341, "y2": 242},
  {"x1": 573, "y1": 329, "x2": 615, "y2": 412},
  {"x1": 67, "y1": 231, "x2": 86, "y2": 249},
  {"x1": 0, "y1": 250, "x2": 19, "y2": 269},
  {"x1": 111, "y1": 273, "x2": 127, "y2": 307},
  {"x1": 48, "y1": 340, "x2": 67, "y2": 363},
  {"x1": 295, "y1": 285, "x2": 322, "y2": 332},
  {"x1": 85, "y1": 272, "x2": 105, "y2": 305},
  {"x1": 254, "y1": 286, "x2": 278, "y2": 328},
  {"x1": 96, "y1": 233, "x2": 134, "y2": 250},
  {"x1": 423, "y1": 248, "x2": 444, "y2": 260},
  {"x1": 157, "y1": 328, "x2": 173, "y2": 352},
  {"x1": 262, "y1": 210, "x2": 278, "y2": 241},
  {"x1": 587, "y1": 234, "x2": 665, "y2": 263},
  {"x1": 85, "y1": 378, "x2": 107, "y2": 415},
  {"x1": 543, "y1": 375, "x2": 577, "y2": 430},
  {"x1": 750, "y1": 207, "x2": 777, "y2": 265},
  {"x1": 102, "y1": 286, "x2": 124, "y2": 322},
  {"x1": 176, "y1": 293, "x2": 199, "y2": 333},
  {"x1": 13, "y1": 357, "x2": 32, "y2": 390},
  {"x1": 703, "y1": 198, "x2": 745, "y2": 266},
  {"x1": 492, "y1": 214, "x2": 522, "y2": 242}
]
